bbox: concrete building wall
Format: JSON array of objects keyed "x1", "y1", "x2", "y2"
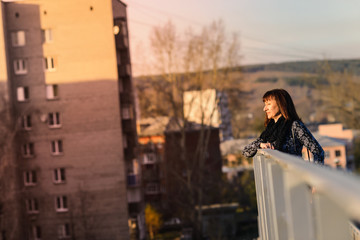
[{"x1": 2, "y1": 0, "x2": 131, "y2": 239}]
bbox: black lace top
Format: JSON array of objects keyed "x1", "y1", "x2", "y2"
[{"x1": 242, "y1": 121, "x2": 324, "y2": 164}]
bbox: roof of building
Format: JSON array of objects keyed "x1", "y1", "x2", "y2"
[
  {"x1": 138, "y1": 116, "x2": 169, "y2": 136},
  {"x1": 313, "y1": 133, "x2": 347, "y2": 147}
]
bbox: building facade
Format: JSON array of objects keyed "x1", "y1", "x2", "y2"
[
  {"x1": 137, "y1": 117, "x2": 169, "y2": 209},
  {"x1": 0, "y1": 0, "x2": 143, "y2": 239}
]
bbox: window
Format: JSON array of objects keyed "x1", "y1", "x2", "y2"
[
  {"x1": 51, "y1": 140, "x2": 63, "y2": 155},
  {"x1": 123, "y1": 37, "x2": 128, "y2": 47},
  {"x1": 21, "y1": 115, "x2": 32, "y2": 130},
  {"x1": 58, "y1": 223, "x2": 71, "y2": 239},
  {"x1": 17, "y1": 86, "x2": 29, "y2": 102},
  {"x1": 42, "y1": 29, "x2": 53, "y2": 43},
  {"x1": 146, "y1": 183, "x2": 159, "y2": 194},
  {"x1": 143, "y1": 153, "x2": 156, "y2": 164},
  {"x1": 335, "y1": 150, "x2": 341, "y2": 157},
  {"x1": 325, "y1": 150, "x2": 330, "y2": 158},
  {"x1": 25, "y1": 199, "x2": 39, "y2": 214},
  {"x1": 120, "y1": 22, "x2": 127, "y2": 35},
  {"x1": 122, "y1": 134, "x2": 127, "y2": 148},
  {"x1": 13, "y1": 59, "x2": 27, "y2": 74},
  {"x1": 48, "y1": 112, "x2": 61, "y2": 128},
  {"x1": 55, "y1": 196, "x2": 68, "y2": 212},
  {"x1": 44, "y1": 57, "x2": 56, "y2": 71},
  {"x1": 32, "y1": 225, "x2": 41, "y2": 240},
  {"x1": 22, "y1": 143, "x2": 34, "y2": 157},
  {"x1": 11, "y1": 31, "x2": 25, "y2": 47},
  {"x1": 126, "y1": 64, "x2": 131, "y2": 75},
  {"x1": 118, "y1": 78, "x2": 123, "y2": 92},
  {"x1": 116, "y1": 51, "x2": 121, "y2": 64},
  {"x1": 53, "y1": 168, "x2": 66, "y2": 183},
  {"x1": 46, "y1": 84, "x2": 59, "y2": 100},
  {"x1": 121, "y1": 106, "x2": 133, "y2": 119},
  {"x1": 24, "y1": 171, "x2": 37, "y2": 186}
]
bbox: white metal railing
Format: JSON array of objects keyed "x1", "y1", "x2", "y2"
[{"x1": 254, "y1": 149, "x2": 360, "y2": 240}]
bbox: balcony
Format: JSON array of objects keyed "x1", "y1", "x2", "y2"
[
  {"x1": 254, "y1": 149, "x2": 360, "y2": 240},
  {"x1": 127, "y1": 173, "x2": 141, "y2": 187}
]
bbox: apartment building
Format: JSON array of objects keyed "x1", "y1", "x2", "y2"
[
  {"x1": 137, "y1": 117, "x2": 168, "y2": 208},
  {"x1": 0, "y1": 0, "x2": 143, "y2": 239}
]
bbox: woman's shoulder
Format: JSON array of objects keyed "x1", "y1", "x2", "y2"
[{"x1": 292, "y1": 120, "x2": 305, "y2": 128}]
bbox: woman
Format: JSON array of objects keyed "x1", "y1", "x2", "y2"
[{"x1": 242, "y1": 89, "x2": 324, "y2": 164}]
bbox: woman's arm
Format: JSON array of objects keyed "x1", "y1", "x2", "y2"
[
  {"x1": 242, "y1": 138, "x2": 263, "y2": 158},
  {"x1": 293, "y1": 121, "x2": 325, "y2": 164}
]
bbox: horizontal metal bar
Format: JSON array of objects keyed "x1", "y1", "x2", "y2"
[{"x1": 256, "y1": 149, "x2": 360, "y2": 222}]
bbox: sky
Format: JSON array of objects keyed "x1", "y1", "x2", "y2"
[{"x1": 121, "y1": 0, "x2": 360, "y2": 76}]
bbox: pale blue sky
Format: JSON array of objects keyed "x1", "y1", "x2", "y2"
[{"x1": 122, "y1": 0, "x2": 360, "y2": 76}]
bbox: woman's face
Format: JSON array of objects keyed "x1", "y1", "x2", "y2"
[{"x1": 263, "y1": 98, "x2": 280, "y2": 120}]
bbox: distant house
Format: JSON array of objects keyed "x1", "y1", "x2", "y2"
[
  {"x1": 315, "y1": 123, "x2": 358, "y2": 170},
  {"x1": 312, "y1": 133, "x2": 347, "y2": 169}
]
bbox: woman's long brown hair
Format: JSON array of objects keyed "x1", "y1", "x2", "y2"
[{"x1": 263, "y1": 89, "x2": 300, "y2": 126}]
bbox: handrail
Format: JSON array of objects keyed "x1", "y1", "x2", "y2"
[{"x1": 254, "y1": 149, "x2": 360, "y2": 240}]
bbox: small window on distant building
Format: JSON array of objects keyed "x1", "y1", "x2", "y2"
[
  {"x1": 53, "y1": 168, "x2": 66, "y2": 183},
  {"x1": 26, "y1": 199, "x2": 39, "y2": 214},
  {"x1": 55, "y1": 196, "x2": 68, "y2": 212},
  {"x1": 143, "y1": 153, "x2": 156, "y2": 164},
  {"x1": 123, "y1": 37, "x2": 128, "y2": 47},
  {"x1": 146, "y1": 183, "x2": 159, "y2": 194},
  {"x1": 122, "y1": 134, "x2": 127, "y2": 148},
  {"x1": 126, "y1": 64, "x2": 131, "y2": 75},
  {"x1": 32, "y1": 225, "x2": 41, "y2": 240},
  {"x1": 44, "y1": 57, "x2": 56, "y2": 71},
  {"x1": 24, "y1": 171, "x2": 37, "y2": 186},
  {"x1": 48, "y1": 112, "x2": 61, "y2": 128},
  {"x1": 46, "y1": 85, "x2": 59, "y2": 100},
  {"x1": 325, "y1": 150, "x2": 330, "y2": 158},
  {"x1": 120, "y1": 21, "x2": 127, "y2": 35},
  {"x1": 21, "y1": 115, "x2": 32, "y2": 130},
  {"x1": 58, "y1": 223, "x2": 71, "y2": 239},
  {"x1": 51, "y1": 140, "x2": 63, "y2": 155},
  {"x1": 17, "y1": 86, "x2": 29, "y2": 102},
  {"x1": 22, "y1": 143, "x2": 34, "y2": 157},
  {"x1": 42, "y1": 29, "x2": 53, "y2": 43},
  {"x1": 121, "y1": 106, "x2": 133, "y2": 119},
  {"x1": 14, "y1": 59, "x2": 27, "y2": 74},
  {"x1": 335, "y1": 150, "x2": 341, "y2": 157},
  {"x1": 11, "y1": 31, "x2": 25, "y2": 47}
]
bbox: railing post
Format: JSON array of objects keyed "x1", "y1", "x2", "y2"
[
  {"x1": 254, "y1": 154, "x2": 270, "y2": 240},
  {"x1": 283, "y1": 170, "x2": 315, "y2": 240},
  {"x1": 255, "y1": 153, "x2": 289, "y2": 240},
  {"x1": 266, "y1": 162, "x2": 288, "y2": 240}
]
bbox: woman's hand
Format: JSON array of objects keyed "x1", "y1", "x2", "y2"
[{"x1": 260, "y1": 142, "x2": 274, "y2": 149}]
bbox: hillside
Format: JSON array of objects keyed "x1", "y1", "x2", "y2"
[
  {"x1": 241, "y1": 59, "x2": 360, "y2": 75},
  {"x1": 134, "y1": 59, "x2": 360, "y2": 138}
]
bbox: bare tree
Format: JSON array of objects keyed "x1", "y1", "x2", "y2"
[
  {"x1": 137, "y1": 20, "x2": 241, "y2": 239},
  {"x1": 316, "y1": 61, "x2": 360, "y2": 129}
]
